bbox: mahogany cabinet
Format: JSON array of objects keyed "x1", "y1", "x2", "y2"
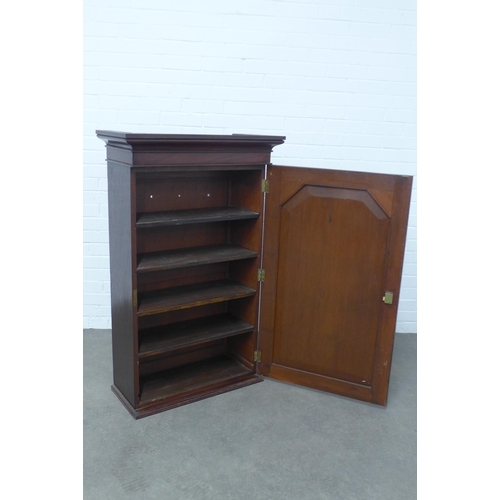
[{"x1": 96, "y1": 131, "x2": 412, "y2": 419}]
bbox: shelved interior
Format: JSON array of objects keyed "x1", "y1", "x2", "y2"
[{"x1": 134, "y1": 168, "x2": 263, "y2": 407}]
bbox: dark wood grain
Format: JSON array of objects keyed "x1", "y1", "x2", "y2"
[
  {"x1": 137, "y1": 303, "x2": 227, "y2": 332},
  {"x1": 260, "y1": 165, "x2": 412, "y2": 407},
  {"x1": 136, "y1": 206, "x2": 260, "y2": 228},
  {"x1": 136, "y1": 223, "x2": 227, "y2": 254},
  {"x1": 96, "y1": 131, "x2": 286, "y2": 144},
  {"x1": 97, "y1": 131, "x2": 279, "y2": 418},
  {"x1": 225, "y1": 170, "x2": 265, "y2": 368},
  {"x1": 137, "y1": 244, "x2": 258, "y2": 273},
  {"x1": 95, "y1": 132, "x2": 285, "y2": 169},
  {"x1": 139, "y1": 314, "x2": 254, "y2": 358},
  {"x1": 138, "y1": 340, "x2": 227, "y2": 378},
  {"x1": 106, "y1": 162, "x2": 138, "y2": 407},
  {"x1": 139, "y1": 355, "x2": 253, "y2": 405},
  {"x1": 136, "y1": 263, "x2": 227, "y2": 295},
  {"x1": 272, "y1": 184, "x2": 389, "y2": 385},
  {"x1": 135, "y1": 171, "x2": 228, "y2": 214},
  {"x1": 99, "y1": 131, "x2": 412, "y2": 418},
  {"x1": 370, "y1": 175, "x2": 413, "y2": 405},
  {"x1": 268, "y1": 363, "x2": 372, "y2": 403},
  {"x1": 137, "y1": 279, "x2": 257, "y2": 317}
]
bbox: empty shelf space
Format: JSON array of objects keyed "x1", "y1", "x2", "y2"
[
  {"x1": 139, "y1": 355, "x2": 253, "y2": 405},
  {"x1": 137, "y1": 244, "x2": 258, "y2": 273},
  {"x1": 139, "y1": 314, "x2": 254, "y2": 358},
  {"x1": 137, "y1": 279, "x2": 256, "y2": 317},
  {"x1": 136, "y1": 206, "x2": 260, "y2": 228}
]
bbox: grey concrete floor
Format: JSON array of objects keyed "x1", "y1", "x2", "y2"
[{"x1": 83, "y1": 331, "x2": 416, "y2": 500}]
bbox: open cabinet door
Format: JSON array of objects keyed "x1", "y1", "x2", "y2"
[{"x1": 259, "y1": 165, "x2": 412, "y2": 406}]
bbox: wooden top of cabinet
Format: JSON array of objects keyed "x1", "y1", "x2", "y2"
[
  {"x1": 96, "y1": 131, "x2": 286, "y2": 145},
  {"x1": 96, "y1": 131, "x2": 286, "y2": 169}
]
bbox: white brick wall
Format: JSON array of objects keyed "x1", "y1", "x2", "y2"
[{"x1": 83, "y1": 0, "x2": 417, "y2": 332}]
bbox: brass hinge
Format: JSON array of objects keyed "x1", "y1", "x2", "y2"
[
  {"x1": 261, "y1": 179, "x2": 269, "y2": 193},
  {"x1": 133, "y1": 289, "x2": 138, "y2": 308},
  {"x1": 382, "y1": 292, "x2": 394, "y2": 305},
  {"x1": 257, "y1": 268, "x2": 266, "y2": 282},
  {"x1": 254, "y1": 350, "x2": 262, "y2": 362}
]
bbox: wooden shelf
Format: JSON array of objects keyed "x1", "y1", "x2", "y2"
[
  {"x1": 139, "y1": 314, "x2": 254, "y2": 358},
  {"x1": 136, "y1": 206, "x2": 260, "y2": 228},
  {"x1": 139, "y1": 355, "x2": 254, "y2": 405},
  {"x1": 137, "y1": 279, "x2": 257, "y2": 317},
  {"x1": 137, "y1": 244, "x2": 258, "y2": 273}
]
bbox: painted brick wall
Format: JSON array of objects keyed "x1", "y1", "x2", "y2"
[{"x1": 83, "y1": 0, "x2": 417, "y2": 332}]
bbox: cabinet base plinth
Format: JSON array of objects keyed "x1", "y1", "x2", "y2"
[{"x1": 112, "y1": 374, "x2": 263, "y2": 419}]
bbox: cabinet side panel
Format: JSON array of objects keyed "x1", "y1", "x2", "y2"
[
  {"x1": 227, "y1": 169, "x2": 265, "y2": 368},
  {"x1": 107, "y1": 162, "x2": 137, "y2": 406}
]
